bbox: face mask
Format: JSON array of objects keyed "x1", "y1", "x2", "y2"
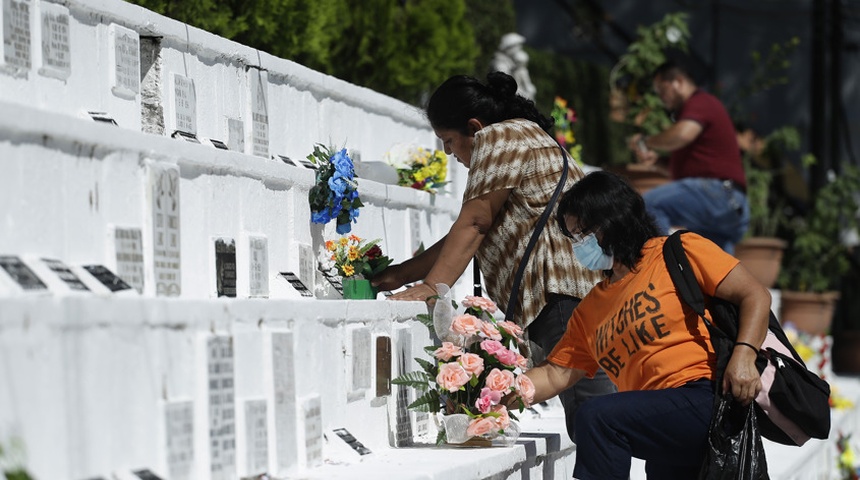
[{"x1": 572, "y1": 233, "x2": 614, "y2": 271}]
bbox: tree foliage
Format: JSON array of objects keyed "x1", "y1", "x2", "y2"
[{"x1": 126, "y1": 0, "x2": 478, "y2": 105}]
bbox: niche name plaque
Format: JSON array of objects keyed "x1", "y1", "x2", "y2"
[
  {"x1": 42, "y1": 258, "x2": 89, "y2": 291},
  {"x1": 82, "y1": 265, "x2": 132, "y2": 292},
  {"x1": 215, "y1": 238, "x2": 236, "y2": 298},
  {"x1": 108, "y1": 23, "x2": 140, "y2": 98},
  {"x1": 0, "y1": 255, "x2": 46, "y2": 291},
  {"x1": 332, "y1": 428, "x2": 371, "y2": 455},
  {"x1": 248, "y1": 69, "x2": 269, "y2": 158},
  {"x1": 278, "y1": 271, "x2": 312, "y2": 297},
  {"x1": 39, "y1": 2, "x2": 71, "y2": 79},
  {"x1": 2, "y1": 0, "x2": 32, "y2": 72}
]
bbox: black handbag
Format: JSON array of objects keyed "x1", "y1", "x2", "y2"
[{"x1": 663, "y1": 231, "x2": 832, "y2": 446}]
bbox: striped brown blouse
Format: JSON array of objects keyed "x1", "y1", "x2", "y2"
[{"x1": 464, "y1": 118, "x2": 603, "y2": 329}]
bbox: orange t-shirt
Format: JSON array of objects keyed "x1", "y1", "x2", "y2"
[{"x1": 547, "y1": 233, "x2": 739, "y2": 392}]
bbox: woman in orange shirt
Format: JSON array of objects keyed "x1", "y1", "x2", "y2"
[{"x1": 519, "y1": 170, "x2": 770, "y2": 479}]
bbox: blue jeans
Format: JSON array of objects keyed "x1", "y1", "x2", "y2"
[
  {"x1": 527, "y1": 294, "x2": 617, "y2": 442},
  {"x1": 643, "y1": 178, "x2": 749, "y2": 254},
  {"x1": 573, "y1": 379, "x2": 714, "y2": 480}
]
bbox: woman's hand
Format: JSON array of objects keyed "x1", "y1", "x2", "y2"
[
  {"x1": 713, "y1": 262, "x2": 771, "y2": 405},
  {"x1": 387, "y1": 282, "x2": 438, "y2": 303},
  {"x1": 723, "y1": 345, "x2": 762, "y2": 405}
]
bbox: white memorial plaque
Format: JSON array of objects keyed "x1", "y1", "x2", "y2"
[
  {"x1": 38, "y1": 2, "x2": 69, "y2": 79},
  {"x1": 42, "y1": 258, "x2": 89, "y2": 291},
  {"x1": 207, "y1": 335, "x2": 236, "y2": 480},
  {"x1": 271, "y1": 331, "x2": 297, "y2": 470},
  {"x1": 301, "y1": 395, "x2": 322, "y2": 468},
  {"x1": 148, "y1": 163, "x2": 181, "y2": 297},
  {"x1": 393, "y1": 328, "x2": 413, "y2": 447},
  {"x1": 410, "y1": 210, "x2": 422, "y2": 253},
  {"x1": 171, "y1": 73, "x2": 196, "y2": 134},
  {"x1": 113, "y1": 226, "x2": 144, "y2": 293},
  {"x1": 248, "y1": 236, "x2": 268, "y2": 298},
  {"x1": 249, "y1": 69, "x2": 269, "y2": 158},
  {"x1": 227, "y1": 118, "x2": 244, "y2": 153},
  {"x1": 298, "y1": 243, "x2": 314, "y2": 292},
  {"x1": 2, "y1": 0, "x2": 31, "y2": 71},
  {"x1": 351, "y1": 327, "x2": 372, "y2": 392},
  {"x1": 164, "y1": 401, "x2": 194, "y2": 480},
  {"x1": 108, "y1": 23, "x2": 140, "y2": 98},
  {"x1": 243, "y1": 399, "x2": 268, "y2": 475}
]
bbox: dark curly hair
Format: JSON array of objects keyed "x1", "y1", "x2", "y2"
[
  {"x1": 556, "y1": 171, "x2": 661, "y2": 271},
  {"x1": 425, "y1": 72, "x2": 554, "y2": 134}
]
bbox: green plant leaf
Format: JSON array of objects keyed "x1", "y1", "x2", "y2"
[
  {"x1": 407, "y1": 389, "x2": 442, "y2": 413},
  {"x1": 391, "y1": 371, "x2": 432, "y2": 389}
]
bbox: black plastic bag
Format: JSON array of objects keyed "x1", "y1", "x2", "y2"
[{"x1": 699, "y1": 394, "x2": 769, "y2": 480}]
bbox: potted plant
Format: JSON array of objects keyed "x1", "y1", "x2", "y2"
[
  {"x1": 321, "y1": 235, "x2": 392, "y2": 299},
  {"x1": 391, "y1": 289, "x2": 533, "y2": 446},
  {"x1": 607, "y1": 12, "x2": 690, "y2": 194},
  {"x1": 777, "y1": 161, "x2": 860, "y2": 336},
  {"x1": 733, "y1": 126, "x2": 802, "y2": 287}
]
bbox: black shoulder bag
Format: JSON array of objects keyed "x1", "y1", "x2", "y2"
[{"x1": 663, "y1": 230, "x2": 831, "y2": 447}]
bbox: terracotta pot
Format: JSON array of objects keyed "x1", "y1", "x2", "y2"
[
  {"x1": 608, "y1": 164, "x2": 672, "y2": 196},
  {"x1": 779, "y1": 290, "x2": 840, "y2": 336},
  {"x1": 734, "y1": 237, "x2": 788, "y2": 288}
]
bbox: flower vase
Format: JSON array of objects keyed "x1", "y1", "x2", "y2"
[
  {"x1": 342, "y1": 278, "x2": 378, "y2": 300},
  {"x1": 437, "y1": 413, "x2": 520, "y2": 447}
]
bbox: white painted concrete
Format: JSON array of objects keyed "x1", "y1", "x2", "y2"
[{"x1": 0, "y1": 1, "x2": 578, "y2": 479}]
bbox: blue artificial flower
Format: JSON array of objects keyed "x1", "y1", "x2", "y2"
[
  {"x1": 311, "y1": 209, "x2": 332, "y2": 224},
  {"x1": 349, "y1": 206, "x2": 360, "y2": 221},
  {"x1": 331, "y1": 149, "x2": 354, "y2": 176},
  {"x1": 328, "y1": 176, "x2": 348, "y2": 196}
]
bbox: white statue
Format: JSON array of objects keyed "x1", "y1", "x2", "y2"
[{"x1": 491, "y1": 32, "x2": 537, "y2": 101}]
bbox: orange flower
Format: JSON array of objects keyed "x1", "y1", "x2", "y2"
[
  {"x1": 325, "y1": 240, "x2": 336, "y2": 251},
  {"x1": 349, "y1": 234, "x2": 361, "y2": 243}
]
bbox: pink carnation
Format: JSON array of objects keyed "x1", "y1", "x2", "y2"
[
  {"x1": 479, "y1": 321, "x2": 503, "y2": 341},
  {"x1": 498, "y1": 320, "x2": 524, "y2": 338},
  {"x1": 433, "y1": 342, "x2": 463, "y2": 361},
  {"x1": 516, "y1": 354, "x2": 529, "y2": 371},
  {"x1": 451, "y1": 314, "x2": 482, "y2": 336},
  {"x1": 458, "y1": 353, "x2": 485, "y2": 377},
  {"x1": 436, "y1": 363, "x2": 470, "y2": 392},
  {"x1": 484, "y1": 368, "x2": 515, "y2": 392},
  {"x1": 515, "y1": 374, "x2": 536, "y2": 407},
  {"x1": 474, "y1": 387, "x2": 502, "y2": 414},
  {"x1": 493, "y1": 347, "x2": 519, "y2": 366},
  {"x1": 462, "y1": 295, "x2": 498, "y2": 314},
  {"x1": 466, "y1": 416, "x2": 498, "y2": 437},
  {"x1": 480, "y1": 339, "x2": 504, "y2": 355},
  {"x1": 491, "y1": 404, "x2": 511, "y2": 430}
]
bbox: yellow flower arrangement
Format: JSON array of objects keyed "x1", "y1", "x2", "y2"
[
  {"x1": 383, "y1": 144, "x2": 448, "y2": 193},
  {"x1": 323, "y1": 235, "x2": 392, "y2": 279}
]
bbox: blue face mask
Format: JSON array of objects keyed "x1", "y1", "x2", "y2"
[{"x1": 572, "y1": 233, "x2": 614, "y2": 271}]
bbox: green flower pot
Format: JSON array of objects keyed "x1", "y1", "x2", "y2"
[{"x1": 342, "y1": 278, "x2": 378, "y2": 300}]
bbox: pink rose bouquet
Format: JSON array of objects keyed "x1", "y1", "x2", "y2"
[{"x1": 392, "y1": 287, "x2": 534, "y2": 445}]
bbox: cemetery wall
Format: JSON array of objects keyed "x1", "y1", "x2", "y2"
[{"x1": 0, "y1": 1, "x2": 578, "y2": 479}]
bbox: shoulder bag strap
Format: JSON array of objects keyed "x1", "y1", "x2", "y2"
[
  {"x1": 505, "y1": 143, "x2": 569, "y2": 320},
  {"x1": 662, "y1": 230, "x2": 728, "y2": 338}
]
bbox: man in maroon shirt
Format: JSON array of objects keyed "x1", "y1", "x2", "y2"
[{"x1": 628, "y1": 61, "x2": 749, "y2": 253}]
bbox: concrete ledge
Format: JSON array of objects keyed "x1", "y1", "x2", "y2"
[{"x1": 293, "y1": 414, "x2": 575, "y2": 480}]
